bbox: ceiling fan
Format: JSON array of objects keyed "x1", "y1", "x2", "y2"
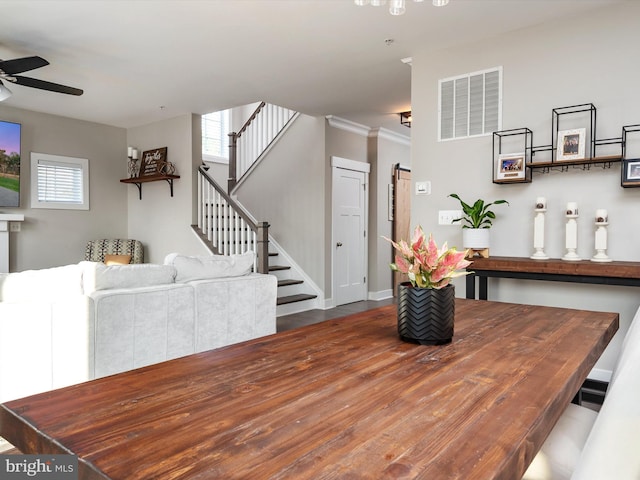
[{"x1": 0, "y1": 55, "x2": 83, "y2": 101}]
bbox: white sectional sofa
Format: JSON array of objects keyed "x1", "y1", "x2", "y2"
[
  {"x1": 523, "y1": 305, "x2": 640, "y2": 480},
  {"x1": 0, "y1": 253, "x2": 277, "y2": 403}
]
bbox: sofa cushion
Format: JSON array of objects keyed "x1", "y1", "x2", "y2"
[
  {"x1": 83, "y1": 262, "x2": 177, "y2": 293},
  {"x1": 0, "y1": 264, "x2": 84, "y2": 302},
  {"x1": 164, "y1": 251, "x2": 255, "y2": 282}
]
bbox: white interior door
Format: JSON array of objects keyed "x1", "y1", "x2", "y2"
[{"x1": 332, "y1": 157, "x2": 369, "y2": 306}]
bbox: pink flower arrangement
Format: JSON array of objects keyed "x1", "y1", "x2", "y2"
[{"x1": 384, "y1": 226, "x2": 472, "y2": 289}]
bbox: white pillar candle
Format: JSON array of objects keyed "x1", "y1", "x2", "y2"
[
  {"x1": 132, "y1": 148, "x2": 138, "y2": 160},
  {"x1": 536, "y1": 197, "x2": 546, "y2": 209},
  {"x1": 127, "y1": 146, "x2": 133, "y2": 158},
  {"x1": 596, "y1": 209, "x2": 608, "y2": 223},
  {"x1": 566, "y1": 202, "x2": 578, "y2": 216}
]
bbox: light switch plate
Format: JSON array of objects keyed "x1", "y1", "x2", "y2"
[{"x1": 415, "y1": 181, "x2": 431, "y2": 195}]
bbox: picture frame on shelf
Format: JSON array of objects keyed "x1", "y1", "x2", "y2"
[
  {"x1": 556, "y1": 128, "x2": 586, "y2": 161},
  {"x1": 622, "y1": 158, "x2": 640, "y2": 187},
  {"x1": 140, "y1": 147, "x2": 168, "y2": 177},
  {"x1": 495, "y1": 152, "x2": 526, "y2": 181}
]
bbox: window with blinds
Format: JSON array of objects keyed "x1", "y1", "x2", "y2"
[
  {"x1": 30, "y1": 152, "x2": 89, "y2": 210},
  {"x1": 202, "y1": 109, "x2": 230, "y2": 162},
  {"x1": 438, "y1": 67, "x2": 502, "y2": 141}
]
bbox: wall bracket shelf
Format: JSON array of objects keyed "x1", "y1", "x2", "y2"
[{"x1": 120, "y1": 174, "x2": 180, "y2": 199}]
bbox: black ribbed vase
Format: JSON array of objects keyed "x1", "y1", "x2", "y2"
[{"x1": 397, "y1": 282, "x2": 455, "y2": 345}]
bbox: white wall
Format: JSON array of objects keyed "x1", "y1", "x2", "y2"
[
  {"x1": 410, "y1": 2, "x2": 640, "y2": 378},
  {"x1": 127, "y1": 114, "x2": 210, "y2": 263}
]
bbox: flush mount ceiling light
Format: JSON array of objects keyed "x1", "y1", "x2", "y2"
[
  {"x1": 355, "y1": 0, "x2": 448, "y2": 15},
  {"x1": 400, "y1": 111, "x2": 412, "y2": 127}
]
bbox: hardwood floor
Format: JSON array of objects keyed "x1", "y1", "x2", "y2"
[{"x1": 277, "y1": 297, "x2": 395, "y2": 332}]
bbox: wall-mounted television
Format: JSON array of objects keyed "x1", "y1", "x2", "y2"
[{"x1": 0, "y1": 120, "x2": 21, "y2": 207}]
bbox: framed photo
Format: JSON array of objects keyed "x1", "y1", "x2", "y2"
[
  {"x1": 622, "y1": 158, "x2": 640, "y2": 187},
  {"x1": 140, "y1": 147, "x2": 168, "y2": 176},
  {"x1": 0, "y1": 120, "x2": 21, "y2": 207},
  {"x1": 556, "y1": 128, "x2": 586, "y2": 161},
  {"x1": 495, "y1": 152, "x2": 526, "y2": 181}
]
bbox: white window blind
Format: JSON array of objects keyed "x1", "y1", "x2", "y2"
[
  {"x1": 439, "y1": 67, "x2": 502, "y2": 141},
  {"x1": 202, "y1": 109, "x2": 230, "y2": 162},
  {"x1": 30, "y1": 152, "x2": 89, "y2": 210}
]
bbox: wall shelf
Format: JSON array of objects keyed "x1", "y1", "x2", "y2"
[
  {"x1": 120, "y1": 174, "x2": 180, "y2": 199},
  {"x1": 527, "y1": 155, "x2": 621, "y2": 173},
  {"x1": 493, "y1": 102, "x2": 638, "y2": 187}
]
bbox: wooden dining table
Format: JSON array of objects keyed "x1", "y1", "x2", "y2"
[{"x1": 0, "y1": 299, "x2": 618, "y2": 480}]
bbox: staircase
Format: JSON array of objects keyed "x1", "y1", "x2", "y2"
[{"x1": 195, "y1": 102, "x2": 319, "y2": 314}]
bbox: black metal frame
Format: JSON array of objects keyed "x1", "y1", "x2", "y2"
[
  {"x1": 552, "y1": 103, "x2": 596, "y2": 161},
  {"x1": 466, "y1": 270, "x2": 640, "y2": 301},
  {"x1": 491, "y1": 128, "x2": 532, "y2": 184}
]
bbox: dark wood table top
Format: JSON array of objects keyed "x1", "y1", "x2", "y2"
[
  {"x1": 1, "y1": 300, "x2": 618, "y2": 480},
  {"x1": 468, "y1": 255, "x2": 640, "y2": 279}
]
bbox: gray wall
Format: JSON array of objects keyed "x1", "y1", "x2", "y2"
[
  {"x1": 0, "y1": 105, "x2": 127, "y2": 271},
  {"x1": 410, "y1": 2, "x2": 640, "y2": 378},
  {"x1": 127, "y1": 114, "x2": 209, "y2": 264},
  {"x1": 235, "y1": 114, "x2": 327, "y2": 291},
  {"x1": 368, "y1": 131, "x2": 411, "y2": 298}
]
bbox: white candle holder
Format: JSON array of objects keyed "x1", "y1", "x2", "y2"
[
  {"x1": 127, "y1": 148, "x2": 140, "y2": 178},
  {"x1": 531, "y1": 206, "x2": 549, "y2": 260},
  {"x1": 562, "y1": 213, "x2": 581, "y2": 261},
  {"x1": 592, "y1": 221, "x2": 612, "y2": 262}
]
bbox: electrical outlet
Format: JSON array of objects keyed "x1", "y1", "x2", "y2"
[
  {"x1": 9, "y1": 222, "x2": 21, "y2": 232},
  {"x1": 438, "y1": 210, "x2": 462, "y2": 225}
]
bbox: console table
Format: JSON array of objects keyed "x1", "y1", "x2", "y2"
[{"x1": 466, "y1": 256, "x2": 640, "y2": 300}]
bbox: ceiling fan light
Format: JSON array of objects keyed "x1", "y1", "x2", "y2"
[
  {"x1": 0, "y1": 81, "x2": 12, "y2": 101},
  {"x1": 354, "y1": 0, "x2": 370, "y2": 5},
  {"x1": 433, "y1": 0, "x2": 449, "y2": 5},
  {"x1": 389, "y1": 0, "x2": 406, "y2": 15}
]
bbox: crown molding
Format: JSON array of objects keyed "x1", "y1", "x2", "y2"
[
  {"x1": 325, "y1": 115, "x2": 370, "y2": 137},
  {"x1": 370, "y1": 127, "x2": 411, "y2": 147},
  {"x1": 326, "y1": 116, "x2": 411, "y2": 147}
]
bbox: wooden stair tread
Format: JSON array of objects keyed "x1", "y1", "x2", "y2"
[
  {"x1": 269, "y1": 265, "x2": 291, "y2": 271},
  {"x1": 278, "y1": 279, "x2": 304, "y2": 287},
  {"x1": 277, "y1": 294, "x2": 317, "y2": 305}
]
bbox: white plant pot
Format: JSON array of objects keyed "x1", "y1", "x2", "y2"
[{"x1": 462, "y1": 228, "x2": 490, "y2": 250}]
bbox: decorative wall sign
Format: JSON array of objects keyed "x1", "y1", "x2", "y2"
[
  {"x1": 495, "y1": 152, "x2": 526, "y2": 181},
  {"x1": 556, "y1": 128, "x2": 586, "y2": 161},
  {"x1": 140, "y1": 147, "x2": 168, "y2": 176}
]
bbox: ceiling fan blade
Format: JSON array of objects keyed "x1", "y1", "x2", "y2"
[
  {"x1": 9, "y1": 75, "x2": 83, "y2": 96},
  {"x1": 0, "y1": 56, "x2": 49, "y2": 74}
]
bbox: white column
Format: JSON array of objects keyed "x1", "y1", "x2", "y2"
[{"x1": 0, "y1": 214, "x2": 24, "y2": 273}]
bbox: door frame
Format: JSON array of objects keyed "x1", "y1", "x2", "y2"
[{"x1": 331, "y1": 156, "x2": 370, "y2": 308}]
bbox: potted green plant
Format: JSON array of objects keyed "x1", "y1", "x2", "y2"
[
  {"x1": 384, "y1": 226, "x2": 471, "y2": 345},
  {"x1": 448, "y1": 193, "x2": 509, "y2": 254}
]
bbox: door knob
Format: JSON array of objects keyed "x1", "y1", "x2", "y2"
[{"x1": 336, "y1": 242, "x2": 343, "y2": 247}]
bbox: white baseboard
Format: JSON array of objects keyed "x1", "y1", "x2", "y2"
[{"x1": 369, "y1": 289, "x2": 393, "y2": 301}]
